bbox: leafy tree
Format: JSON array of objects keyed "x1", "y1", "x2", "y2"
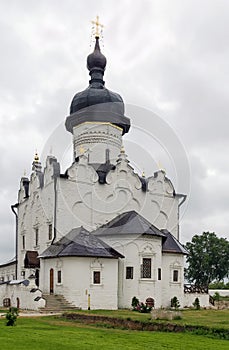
[{"x1": 185, "y1": 232, "x2": 229, "y2": 287}]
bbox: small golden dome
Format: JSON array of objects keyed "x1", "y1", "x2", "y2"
[{"x1": 34, "y1": 152, "x2": 39, "y2": 162}]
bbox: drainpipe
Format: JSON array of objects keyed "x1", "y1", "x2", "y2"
[
  {"x1": 11, "y1": 203, "x2": 19, "y2": 279},
  {"x1": 177, "y1": 194, "x2": 187, "y2": 241}
]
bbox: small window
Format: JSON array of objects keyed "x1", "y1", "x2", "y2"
[
  {"x1": 3, "y1": 298, "x2": 11, "y2": 307},
  {"x1": 48, "y1": 224, "x2": 52, "y2": 241},
  {"x1": 35, "y1": 228, "x2": 39, "y2": 246},
  {"x1": 57, "y1": 270, "x2": 61, "y2": 284},
  {"x1": 22, "y1": 235, "x2": 25, "y2": 250},
  {"x1": 173, "y1": 270, "x2": 179, "y2": 282},
  {"x1": 126, "y1": 266, "x2": 134, "y2": 279},
  {"x1": 141, "y1": 258, "x2": 151, "y2": 278},
  {"x1": 158, "y1": 268, "x2": 161, "y2": 280},
  {"x1": 93, "y1": 271, "x2": 101, "y2": 284}
]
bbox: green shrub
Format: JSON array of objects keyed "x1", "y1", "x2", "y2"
[
  {"x1": 5, "y1": 307, "x2": 18, "y2": 326},
  {"x1": 131, "y1": 297, "x2": 152, "y2": 313},
  {"x1": 131, "y1": 296, "x2": 139, "y2": 309},
  {"x1": 213, "y1": 292, "x2": 220, "y2": 302},
  {"x1": 193, "y1": 297, "x2": 200, "y2": 310},
  {"x1": 171, "y1": 296, "x2": 180, "y2": 309}
]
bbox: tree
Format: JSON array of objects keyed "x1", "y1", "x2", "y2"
[{"x1": 185, "y1": 232, "x2": 229, "y2": 287}]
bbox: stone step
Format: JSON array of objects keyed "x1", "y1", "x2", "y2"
[{"x1": 41, "y1": 294, "x2": 79, "y2": 311}]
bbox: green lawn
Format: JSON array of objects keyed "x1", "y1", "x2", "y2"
[
  {"x1": 66, "y1": 308, "x2": 229, "y2": 329},
  {"x1": 0, "y1": 317, "x2": 228, "y2": 350}
]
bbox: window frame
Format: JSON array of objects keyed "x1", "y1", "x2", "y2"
[
  {"x1": 93, "y1": 271, "x2": 101, "y2": 285},
  {"x1": 173, "y1": 269, "x2": 179, "y2": 282},
  {"x1": 126, "y1": 266, "x2": 134, "y2": 279},
  {"x1": 141, "y1": 258, "x2": 152, "y2": 279},
  {"x1": 22, "y1": 235, "x2": 25, "y2": 250},
  {"x1": 35, "y1": 227, "x2": 39, "y2": 246},
  {"x1": 158, "y1": 268, "x2": 162, "y2": 280},
  {"x1": 48, "y1": 224, "x2": 52, "y2": 241},
  {"x1": 57, "y1": 270, "x2": 62, "y2": 284}
]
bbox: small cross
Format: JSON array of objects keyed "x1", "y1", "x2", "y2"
[{"x1": 91, "y1": 15, "x2": 104, "y2": 38}]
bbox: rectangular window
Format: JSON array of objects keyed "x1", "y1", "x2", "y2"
[
  {"x1": 158, "y1": 268, "x2": 161, "y2": 280},
  {"x1": 57, "y1": 270, "x2": 61, "y2": 284},
  {"x1": 141, "y1": 258, "x2": 151, "y2": 278},
  {"x1": 22, "y1": 235, "x2": 25, "y2": 250},
  {"x1": 126, "y1": 266, "x2": 134, "y2": 279},
  {"x1": 35, "y1": 228, "x2": 39, "y2": 246},
  {"x1": 93, "y1": 271, "x2": 101, "y2": 284},
  {"x1": 173, "y1": 270, "x2": 179, "y2": 282},
  {"x1": 48, "y1": 224, "x2": 52, "y2": 241}
]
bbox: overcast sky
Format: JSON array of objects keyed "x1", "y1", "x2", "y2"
[{"x1": 0, "y1": 0, "x2": 229, "y2": 264}]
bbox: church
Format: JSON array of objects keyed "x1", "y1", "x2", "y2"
[{"x1": 0, "y1": 20, "x2": 209, "y2": 310}]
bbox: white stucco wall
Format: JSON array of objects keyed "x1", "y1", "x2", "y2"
[
  {"x1": 183, "y1": 293, "x2": 209, "y2": 308},
  {"x1": 161, "y1": 253, "x2": 185, "y2": 308},
  {"x1": 40, "y1": 256, "x2": 119, "y2": 310},
  {"x1": 0, "y1": 262, "x2": 16, "y2": 282},
  {"x1": 209, "y1": 289, "x2": 229, "y2": 297},
  {"x1": 73, "y1": 122, "x2": 123, "y2": 163},
  {"x1": 98, "y1": 233, "x2": 166, "y2": 308},
  {"x1": 0, "y1": 280, "x2": 45, "y2": 310}
]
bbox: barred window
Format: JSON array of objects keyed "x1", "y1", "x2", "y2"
[
  {"x1": 126, "y1": 266, "x2": 134, "y2": 279},
  {"x1": 173, "y1": 270, "x2": 179, "y2": 282},
  {"x1": 93, "y1": 271, "x2": 101, "y2": 284},
  {"x1": 141, "y1": 258, "x2": 151, "y2": 278}
]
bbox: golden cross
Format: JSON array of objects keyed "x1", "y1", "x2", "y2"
[{"x1": 91, "y1": 15, "x2": 104, "y2": 38}]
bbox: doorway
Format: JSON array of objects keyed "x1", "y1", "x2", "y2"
[{"x1": 50, "y1": 268, "x2": 54, "y2": 294}]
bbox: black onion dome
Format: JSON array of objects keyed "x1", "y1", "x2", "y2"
[
  {"x1": 66, "y1": 37, "x2": 130, "y2": 135},
  {"x1": 87, "y1": 37, "x2": 107, "y2": 71}
]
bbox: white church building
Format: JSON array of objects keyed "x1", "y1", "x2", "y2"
[{"x1": 0, "y1": 26, "x2": 209, "y2": 310}]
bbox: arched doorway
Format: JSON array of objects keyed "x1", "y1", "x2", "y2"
[
  {"x1": 16, "y1": 297, "x2": 20, "y2": 309},
  {"x1": 50, "y1": 268, "x2": 54, "y2": 294}
]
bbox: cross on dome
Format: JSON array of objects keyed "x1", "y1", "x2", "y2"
[{"x1": 91, "y1": 15, "x2": 104, "y2": 38}]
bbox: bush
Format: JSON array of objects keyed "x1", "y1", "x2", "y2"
[
  {"x1": 131, "y1": 297, "x2": 152, "y2": 313},
  {"x1": 209, "y1": 281, "x2": 229, "y2": 290},
  {"x1": 171, "y1": 296, "x2": 180, "y2": 309},
  {"x1": 193, "y1": 297, "x2": 200, "y2": 310},
  {"x1": 213, "y1": 292, "x2": 220, "y2": 302},
  {"x1": 5, "y1": 307, "x2": 18, "y2": 326},
  {"x1": 131, "y1": 296, "x2": 139, "y2": 309}
]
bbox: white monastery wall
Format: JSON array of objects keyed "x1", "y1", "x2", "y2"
[
  {"x1": 40, "y1": 257, "x2": 119, "y2": 310},
  {"x1": 0, "y1": 280, "x2": 45, "y2": 310},
  {"x1": 161, "y1": 253, "x2": 185, "y2": 308},
  {"x1": 183, "y1": 293, "x2": 209, "y2": 308}
]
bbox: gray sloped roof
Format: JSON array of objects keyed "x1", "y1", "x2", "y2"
[
  {"x1": 161, "y1": 229, "x2": 188, "y2": 255},
  {"x1": 93, "y1": 210, "x2": 166, "y2": 239},
  {"x1": 39, "y1": 227, "x2": 124, "y2": 259}
]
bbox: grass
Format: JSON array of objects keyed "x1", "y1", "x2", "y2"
[
  {"x1": 0, "y1": 316, "x2": 228, "y2": 350},
  {"x1": 65, "y1": 308, "x2": 229, "y2": 329}
]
